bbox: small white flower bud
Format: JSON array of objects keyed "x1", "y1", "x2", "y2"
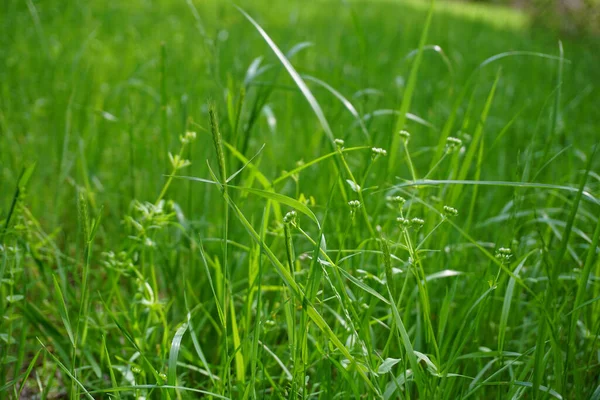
[
  {"x1": 410, "y1": 217, "x2": 424, "y2": 230},
  {"x1": 348, "y1": 200, "x2": 361, "y2": 209},
  {"x1": 495, "y1": 247, "x2": 513, "y2": 262},
  {"x1": 283, "y1": 210, "x2": 297, "y2": 225},
  {"x1": 180, "y1": 131, "x2": 197, "y2": 144},
  {"x1": 446, "y1": 136, "x2": 462, "y2": 153},
  {"x1": 387, "y1": 195, "x2": 406, "y2": 205},
  {"x1": 443, "y1": 205, "x2": 458, "y2": 217},
  {"x1": 398, "y1": 130, "x2": 410, "y2": 142},
  {"x1": 397, "y1": 217, "x2": 410, "y2": 227},
  {"x1": 371, "y1": 147, "x2": 388, "y2": 158}
]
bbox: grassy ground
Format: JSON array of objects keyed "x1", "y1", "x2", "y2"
[{"x1": 1, "y1": 0, "x2": 600, "y2": 398}]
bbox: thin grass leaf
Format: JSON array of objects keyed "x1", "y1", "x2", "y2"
[
  {"x1": 210, "y1": 183, "x2": 320, "y2": 228},
  {"x1": 259, "y1": 341, "x2": 293, "y2": 381},
  {"x1": 2, "y1": 163, "x2": 36, "y2": 238},
  {"x1": 16, "y1": 348, "x2": 42, "y2": 399},
  {"x1": 302, "y1": 74, "x2": 369, "y2": 139},
  {"x1": 286, "y1": 41, "x2": 313, "y2": 58},
  {"x1": 358, "y1": 109, "x2": 437, "y2": 131},
  {"x1": 591, "y1": 384, "x2": 600, "y2": 400},
  {"x1": 88, "y1": 385, "x2": 230, "y2": 398},
  {"x1": 513, "y1": 380, "x2": 563, "y2": 399},
  {"x1": 452, "y1": 69, "x2": 500, "y2": 204},
  {"x1": 102, "y1": 335, "x2": 120, "y2": 400},
  {"x1": 229, "y1": 296, "x2": 245, "y2": 383},
  {"x1": 236, "y1": 6, "x2": 335, "y2": 144},
  {"x1": 221, "y1": 189, "x2": 380, "y2": 395},
  {"x1": 168, "y1": 322, "x2": 188, "y2": 388},
  {"x1": 534, "y1": 145, "x2": 596, "y2": 395},
  {"x1": 52, "y1": 274, "x2": 75, "y2": 347},
  {"x1": 273, "y1": 146, "x2": 369, "y2": 185},
  {"x1": 101, "y1": 299, "x2": 162, "y2": 382},
  {"x1": 403, "y1": 44, "x2": 454, "y2": 77},
  {"x1": 226, "y1": 144, "x2": 266, "y2": 183},
  {"x1": 478, "y1": 51, "x2": 569, "y2": 69},
  {"x1": 38, "y1": 338, "x2": 94, "y2": 400},
  {"x1": 388, "y1": 0, "x2": 435, "y2": 172},
  {"x1": 498, "y1": 254, "x2": 529, "y2": 354},
  {"x1": 387, "y1": 285, "x2": 425, "y2": 394},
  {"x1": 385, "y1": 179, "x2": 600, "y2": 206}
]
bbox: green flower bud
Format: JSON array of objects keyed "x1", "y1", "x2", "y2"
[
  {"x1": 443, "y1": 205, "x2": 458, "y2": 217},
  {"x1": 283, "y1": 210, "x2": 297, "y2": 225},
  {"x1": 371, "y1": 147, "x2": 388, "y2": 158},
  {"x1": 445, "y1": 136, "x2": 462, "y2": 153},
  {"x1": 410, "y1": 217, "x2": 425, "y2": 230},
  {"x1": 398, "y1": 130, "x2": 411, "y2": 142}
]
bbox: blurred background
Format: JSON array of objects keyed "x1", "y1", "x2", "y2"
[
  {"x1": 1, "y1": 0, "x2": 599, "y2": 234},
  {"x1": 471, "y1": 0, "x2": 599, "y2": 36}
]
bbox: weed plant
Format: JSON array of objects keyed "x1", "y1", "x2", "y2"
[{"x1": 1, "y1": 0, "x2": 600, "y2": 399}]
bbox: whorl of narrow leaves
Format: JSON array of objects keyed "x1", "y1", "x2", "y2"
[{"x1": 209, "y1": 103, "x2": 227, "y2": 183}]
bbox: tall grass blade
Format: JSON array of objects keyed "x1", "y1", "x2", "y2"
[
  {"x1": 168, "y1": 322, "x2": 188, "y2": 390},
  {"x1": 236, "y1": 6, "x2": 335, "y2": 144},
  {"x1": 388, "y1": 0, "x2": 435, "y2": 173},
  {"x1": 38, "y1": 339, "x2": 94, "y2": 400}
]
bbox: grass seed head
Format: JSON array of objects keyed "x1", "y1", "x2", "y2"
[
  {"x1": 443, "y1": 205, "x2": 459, "y2": 217},
  {"x1": 410, "y1": 217, "x2": 425, "y2": 230},
  {"x1": 398, "y1": 130, "x2": 411, "y2": 143},
  {"x1": 397, "y1": 217, "x2": 410, "y2": 227},
  {"x1": 495, "y1": 247, "x2": 513, "y2": 262},
  {"x1": 180, "y1": 130, "x2": 197, "y2": 144},
  {"x1": 387, "y1": 195, "x2": 406, "y2": 206},
  {"x1": 348, "y1": 200, "x2": 361, "y2": 218},
  {"x1": 371, "y1": 147, "x2": 388, "y2": 158},
  {"x1": 283, "y1": 210, "x2": 297, "y2": 225},
  {"x1": 446, "y1": 136, "x2": 462, "y2": 153}
]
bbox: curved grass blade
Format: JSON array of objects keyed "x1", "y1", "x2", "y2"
[
  {"x1": 302, "y1": 74, "x2": 369, "y2": 139},
  {"x1": 52, "y1": 274, "x2": 75, "y2": 347},
  {"x1": 38, "y1": 338, "x2": 94, "y2": 400},
  {"x1": 226, "y1": 143, "x2": 266, "y2": 184},
  {"x1": 388, "y1": 0, "x2": 436, "y2": 173},
  {"x1": 403, "y1": 44, "x2": 454, "y2": 77},
  {"x1": 16, "y1": 348, "x2": 42, "y2": 399},
  {"x1": 273, "y1": 146, "x2": 369, "y2": 185},
  {"x1": 178, "y1": 174, "x2": 320, "y2": 228},
  {"x1": 168, "y1": 322, "x2": 189, "y2": 389},
  {"x1": 286, "y1": 41, "x2": 313, "y2": 58},
  {"x1": 387, "y1": 285, "x2": 425, "y2": 394},
  {"x1": 236, "y1": 6, "x2": 335, "y2": 144},
  {"x1": 513, "y1": 380, "x2": 563, "y2": 399},
  {"x1": 358, "y1": 109, "x2": 437, "y2": 131},
  {"x1": 102, "y1": 335, "x2": 120, "y2": 400},
  {"x1": 89, "y1": 385, "x2": 230, "y2": 398},
  {"x1": 222, "y1": 189, "x2": 380, "y2": 396},
  {"x1": 478, "y1": 51, "x2": 569, "y2": 69},
  {"x1": 498, "y1": 254, "x2": 530, "y2": 354},
  {"x1": 385, "y1": 179, "x2": 600, "y2": 206}
]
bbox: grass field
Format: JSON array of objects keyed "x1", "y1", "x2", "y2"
[{"x1": 1, "y1": 0, "x2": 600, "y2": 398}]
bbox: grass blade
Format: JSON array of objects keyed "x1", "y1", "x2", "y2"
[
  {"x1": 168, "y1": 322, "x2": 188, "y2": 389},
  {"x1": 52, "y1": 274, "x2": 75, "y2": 348},
  {"x1": 38, "y1": 339, "x2": 94, "y2": 400},
  {"x1": 236, "y1": 6, "x2": 335, "y2": 145},
  {"x1": 388, "y1": 0, "x2": 435, "y2": 173}
]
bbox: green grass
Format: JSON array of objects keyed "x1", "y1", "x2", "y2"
[{"x1": 1, "y1": 0, "x2": 600, "y2": 398}]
